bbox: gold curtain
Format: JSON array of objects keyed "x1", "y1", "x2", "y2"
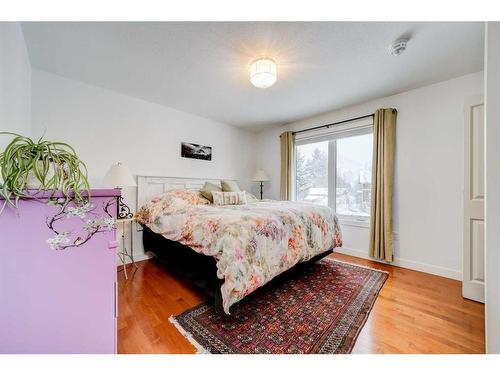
[
  {"x1": 280, "y1": 131, "x2": 295, "y2": 200},
  {"x1": 369, "y1": 108, "x2": 397, "y2": 262}
]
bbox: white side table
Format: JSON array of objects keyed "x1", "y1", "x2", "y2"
[{"x1": 116, "y1": 217, "x2": 138, "y2": 279}]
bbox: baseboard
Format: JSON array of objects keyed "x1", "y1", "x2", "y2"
[
  {"x1": 335, "y1": 247, "x2": 462, "y2": 281},
  {"x1": 117, "y1": 252, "x2": 152, "y2": 265},
  {"x1": 118, "y1": 246, "x2": 462, "y2": 281}
]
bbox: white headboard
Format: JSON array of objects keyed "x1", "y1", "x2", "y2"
[{"x1": 136, "y1": 175, "x2": 237, "y2": 210}]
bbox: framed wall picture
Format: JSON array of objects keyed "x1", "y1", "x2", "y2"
[{"x1": 181, "y1": 142, "x2": 212, "y2": 161}]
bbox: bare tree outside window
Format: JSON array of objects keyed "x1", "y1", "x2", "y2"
[
  {"x1": 295, "y1": 141, "x2": 328, "y2": 206},
  {"x1": 295, "y1": 132, "x2": 372, "y2": 218},
  {"x1": 336, "y1": 133, "x2": 372, "y2": 216}
]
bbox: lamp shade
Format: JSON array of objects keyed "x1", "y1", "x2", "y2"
[
  {"x1": 252, "y1": 169, "x2": 270, "y2": 182},
  {"x1": 103, "y1": 162, "x2": 136, "y2": 188}
]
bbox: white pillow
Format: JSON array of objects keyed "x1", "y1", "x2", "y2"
[
  {"x1": 245, "y1": 191, "x2": 258, "y2": 202},
  {"x1": 212, "y1": 191, "x2": 247, "y2": 206}
]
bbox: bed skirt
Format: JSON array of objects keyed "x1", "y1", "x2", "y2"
[{"x1": 142, "y1": 225, "x2": 334, "y2": 314}]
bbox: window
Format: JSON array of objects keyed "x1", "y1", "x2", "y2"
[
  {"x1": 295, "y1": 122, "x2": 373, "y2": 220},
  {"x1": 335, "y1": 133, "x2": 373, "y2": 217},
  {"x1": 296, "y1": 141, "x2": 329, "y2": 206}
]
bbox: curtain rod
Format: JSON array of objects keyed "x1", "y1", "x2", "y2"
[{"x1": 292, "y1": 113, "x2": 374, "y2": 135}]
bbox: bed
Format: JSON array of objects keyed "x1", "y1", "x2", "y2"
[{"x1": 135, "y1": 176, "x2": 342, "y2": 314}]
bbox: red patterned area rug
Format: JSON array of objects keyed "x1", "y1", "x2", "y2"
[{"x1": 170, "y1": 259, "x2": 388, "y2": 354}]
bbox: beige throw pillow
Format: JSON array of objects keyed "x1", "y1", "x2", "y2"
[
  {"x1": 221, "y1": 180, "x2": 241, "y2": 192},
  {"x1": 212, "y1": 191, "x2": 247, "y2": 206},
  {"x1": 245, "y1": 191, "x2": 258, "y2": 202},
  {"x1": 200, "y1": 182, "x2": 222, "y2": 203}
]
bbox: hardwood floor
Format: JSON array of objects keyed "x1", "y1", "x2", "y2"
[{"x1": 117, "y1": 253, "x2": 485, "y2": 354}]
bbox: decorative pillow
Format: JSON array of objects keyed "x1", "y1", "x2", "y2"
[
  {"x1": 245, "y1": 191, "x2": 258, "y2": 202},
  {"x1": 135, "y1": 189, "x2": 209, "y2": 224},
  {"x1": 212, "y1": 191, "x2": 247, "y2": 206},
  {"x1": 200, "y1": 182, "x2": 222, "y2": 202},
  {"x1": 221, "y1": 180, "x2": 241, "y2": 192}
]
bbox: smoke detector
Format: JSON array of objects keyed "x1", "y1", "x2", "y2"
[{"x1": 390, "y1": 38, "x2": 409, "y2": 56}]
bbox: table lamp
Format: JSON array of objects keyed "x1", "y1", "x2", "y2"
[{"x1": 252, "y1": 169, "x2": 270, "y2": 200}]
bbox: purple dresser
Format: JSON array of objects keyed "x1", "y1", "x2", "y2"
[{"x1": 0, "y1": 189, "x2": 120, "y2": 354}]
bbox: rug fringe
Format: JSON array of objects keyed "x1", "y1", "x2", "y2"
[
  {"x1": 328, "y1": 257, "x2": 390, "y2": 274},
  {"x1": 168, "y1": 316, "x2": 210, "y2": 354}
]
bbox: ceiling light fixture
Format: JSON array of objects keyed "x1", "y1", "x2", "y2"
[{"x1": 250, "y1": 58, "x2": 277, "y2": 88}]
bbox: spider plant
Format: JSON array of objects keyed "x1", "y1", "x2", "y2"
[{"x1": 0, "y1": 132, "x2": 90, "y2": 213}]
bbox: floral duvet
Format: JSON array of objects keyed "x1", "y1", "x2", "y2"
[{"x1": 135, "y1": 190, "x2": 342, "y2": 313}]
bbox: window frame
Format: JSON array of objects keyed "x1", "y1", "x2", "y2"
[{"x1": 294, "y1": 118, "x2": 374, "y2": 223}]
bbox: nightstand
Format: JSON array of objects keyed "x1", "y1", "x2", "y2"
[{"x1": 117, "y1": 217, "x2": 138, "y2": 279}]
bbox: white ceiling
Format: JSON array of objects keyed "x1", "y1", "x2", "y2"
[{"x1": 21, "y1": 22, "x2": 484, "y2": 130}]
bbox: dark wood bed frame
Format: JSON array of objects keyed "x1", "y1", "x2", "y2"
[{"x1": 142, "y1": 225, "x2": 334, "y2": 314}]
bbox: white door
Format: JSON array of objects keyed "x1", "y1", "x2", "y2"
[{"x1": 463, "y1": 96, "x2": 485, "y2": 303}]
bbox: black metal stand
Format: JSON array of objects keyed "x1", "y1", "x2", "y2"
[
  {"x1": 117, "y1": 218, "x2": 138, "y2": 279},
  {"x1": 259, "y1": 181, "x2": 264, "y2": 200},
  {"x1": 116, "y1": 195, "x2": 133, "y2": 220}
]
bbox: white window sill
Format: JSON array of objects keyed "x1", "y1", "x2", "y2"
[{"x1": 338, "y1": 217, "x2": 370, "y2": 228}]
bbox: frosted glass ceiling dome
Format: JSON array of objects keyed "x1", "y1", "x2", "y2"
[{"x1": 250, "y1": 58, "x2": 277, "y2": 88}]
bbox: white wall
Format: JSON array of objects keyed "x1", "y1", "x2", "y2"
[
  {"x1": 31, "y1": 69, "x2": 256, "y2": 260},
  {"x1": 254, "y1": 71, "x2": 484, "y2": 280},
  {"x1": 31, "y1": 69, "x2": 256, "y2": 189},
  {"x1": 485, "y1": 22, "x2": 500, "y2": 354},
  {"x1": 0, "y1": 22, "x2": 31, "y2": 150}
]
